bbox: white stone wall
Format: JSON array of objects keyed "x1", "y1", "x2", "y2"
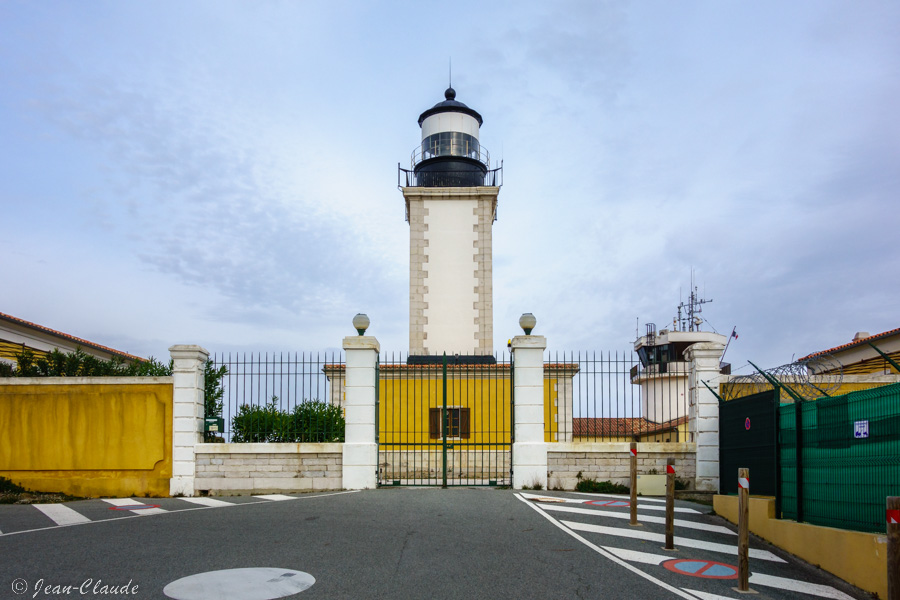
[
  {"x1": 194, "y1": 443, "x2": 342, "y2": 494},
  {"x1": 404, "y1": 187, "x2": 499, "y2": 356},
  {"x1": 422, "y1": 198, "x2": 479, "y2": 354},
  {"x1": 547, "y1": 443, "x2": 696, "y2": 491}
]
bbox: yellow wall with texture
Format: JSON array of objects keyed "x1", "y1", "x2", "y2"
[{"x1": 0, "y1": 379, "x2": 173, "y2": 497}]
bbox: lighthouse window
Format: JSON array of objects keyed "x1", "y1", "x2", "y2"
[{"x1": 422, "y1": 132, "x2": 479, "y2": 160}]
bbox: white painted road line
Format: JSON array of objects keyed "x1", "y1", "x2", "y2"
[
  {"x1": 178, "y1": 497, "x2": 235, "y2": 508},
  {"x1": 253, "y1": 494, "x2": 296, "y2": 501},
  {"x1": 561, "y1": 520, "x2": 787, "y2": 563},
  {"x1": 515, "y1": 494, "x2": 703, "y2": 600},
  {"x1": 749, "y1": 573, "x2": 856, "y2": 600},
  {"x1": 603, "y1": 546, "x2": 672, "y2": 565},
  {"x1": 520, "y1": 492, "x2": 699, "y2": 513},
  {"x1": 683, "y1": 589, "x2": 739, "y2": 600},
  {"x1": 101, "y1": 498, "x2": 168, "y2": 515},
  {"x1": 540, "y1": 503, "x2": 735, "y2": 535},
  {"x1": 33, "y1": 504, "x2": 92, "y2": 526},
  {"x1": 569, "y1": 491, "x2": 668, "y2": 503},
  {"x1": 604, "y1": 547, "x2": 855, "y2": 600}
]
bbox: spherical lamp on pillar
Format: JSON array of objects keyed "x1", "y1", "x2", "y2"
[
  {"x1": 352, "y1": 313, "x2": 370, "y2": 336},
  {"x1": 519, "y1": 313, "x2": 537, "y2": 335}
]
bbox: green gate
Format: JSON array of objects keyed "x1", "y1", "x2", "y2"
[
  {"x1": 376, "y1": 353, "x2": 512, "y2": 486},
  {"x1": 719, "y1": 389, "x2": 780, "y2": 497}
]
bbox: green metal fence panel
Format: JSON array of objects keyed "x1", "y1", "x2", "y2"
[{"x1": 779, "y1": 382, "x2": 900, "y2": 533}]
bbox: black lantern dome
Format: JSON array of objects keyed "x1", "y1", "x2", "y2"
[{"x1": 411, "y1": 88, "x2": 489, "y2": 187}]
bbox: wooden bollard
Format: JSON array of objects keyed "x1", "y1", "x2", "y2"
[
  {"x1": 737, "y1": 468, "x2": 750, "y2": 592},
  {"x1": 888, "y1": 497, "x2": 900, "y2": 600},
  {"x1": 629, "y1": 442, "x2": 639, "y2": 526},
  {"x1": 665, "y1": 458, "x2": 675, "y2": 550}
]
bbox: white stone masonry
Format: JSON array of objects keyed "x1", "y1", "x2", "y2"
[
  {"x1": 169, "y1": 344, "x2": 209, "y2": 497},
  {"x1": 342, "y1": 335, "x2": 380, "y2": 490},
  {"x1": 512, "y1": 334, "x2": 548, "y2": 489},
  {"x1": 685, "y1": 342, "x2": 725, "y2": 492}
]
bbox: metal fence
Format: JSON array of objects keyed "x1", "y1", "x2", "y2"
[
  {"x1": 376, "y1": 352, "x2": 512, "y2": 486},
  {"x1": 208, "y1": 352, "x2": 344, "y2": 443},
  {"x1": 547, "y1": 351, "x2": 690, "y2": 443},
  {"x1": 779, "y1": 382, "x2": 900, "y2": 533}
]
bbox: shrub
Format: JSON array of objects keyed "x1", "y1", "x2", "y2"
[
  {"x1": 575, "y1": 478, "x2": 629, "y2": 494},
  {"x1": 231, "y1": 397, "x2": 288, "y2": 443},
  {"x1": 287, "y1": 401, "x2": 345, "y2": 442},
  {"x1": 3, "y1": 348, "x2": 172, "y2": 377},
  {"x1": 231, "y1": 397, "x2": 345, "y2": 443}
]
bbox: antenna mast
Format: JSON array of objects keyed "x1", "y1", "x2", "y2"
[{"x1": 675, "y1": 272, "x2": 712, "y2": 332}]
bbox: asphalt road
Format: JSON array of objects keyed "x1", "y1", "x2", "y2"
[{"x1": 0, "y1": 489, "x2": 872, "y2": 600}]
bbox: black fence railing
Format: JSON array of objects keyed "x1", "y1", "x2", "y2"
[
  {"x1": 547, "y1": 351, "x2": 689, "y2": 443},
  {"x1": 398, "y1": 165, "x2": 502, "y2": 188},
  {"x1": 208, "y1": 352, "x2": 344, "y2": 443}
]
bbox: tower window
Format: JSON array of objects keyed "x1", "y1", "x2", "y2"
[{"x1": 422, "y1": 132, "x2": 479, "y2": 160}]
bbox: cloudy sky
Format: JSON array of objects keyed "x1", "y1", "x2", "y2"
[{"x1": 1, "y1": 1, "x2": 898, "y2": 374}]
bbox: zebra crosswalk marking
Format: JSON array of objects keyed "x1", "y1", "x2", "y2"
[
  {"x1": 683, "y1": 589, "x2": 740, "y2": 600},
  {"x1": 604, "y1": 547, "x2": 855, "y2": 600},
  {"x1": 102, "y1": 498, "x2": 168, "y2": 515},
  {"x1": 178, "y1": 497, "x2": 234, "y2": 508},
  {"x1": 561, "y1": 520, "x2": 787, "y2": 563},
  {"x1": 520, "y1": 492, "x2": 700, "y2": 513},
  {"x1": 33, "y1": 504, "x2": 92, "y2": 526},
  {"x1": 539, "y1": 503, "x2": 735, "y2": 535}
]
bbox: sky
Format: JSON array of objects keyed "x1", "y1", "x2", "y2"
[{"x1": 1, "y1": 1, "x2": 898, "y2": 376}]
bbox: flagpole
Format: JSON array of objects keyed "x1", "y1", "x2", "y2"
[{"x1": 720, "y1": 326, "x2": 737, "y2": 368}]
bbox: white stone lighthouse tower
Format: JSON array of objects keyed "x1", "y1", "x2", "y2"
[{"x1": 400, "y1": 88, "x2": 501, "y2": 358}]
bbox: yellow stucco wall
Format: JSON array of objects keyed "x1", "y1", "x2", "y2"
[
  {"x1": 377, "y1": 376, "x2": 560, "y2": 445},
  {"x1": 714, "y1": 495, "x2": 887, "y2": 598},
  {"x1": 0, "y1": 379, "x2": 173, "y2": 497}
]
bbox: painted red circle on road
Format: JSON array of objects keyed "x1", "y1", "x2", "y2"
[
  {"x1": 585, "y1": 500, "x2": 630, "y2": 507},
  {"x1": 662, "y1": 559, "x2": 738, "y2": 579},
  {"x1": 108, "y1": 504, "x2": 160, "y2": 511}
]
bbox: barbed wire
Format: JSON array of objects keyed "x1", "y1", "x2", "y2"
[{"x1": 721, "y1": 354, "x2": 843, "y2": 401}]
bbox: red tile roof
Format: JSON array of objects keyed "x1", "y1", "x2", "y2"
[
  {"x1": 799, "y1": 328, "x2": 900, "y2": 361},
  {"x1": 573, "y1": 415, "x2": 688, "y2": 437},
  {"x1": 0, "y1": 311, "x2": 144, "y2": 362}
]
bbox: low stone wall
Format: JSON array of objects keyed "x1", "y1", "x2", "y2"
[
  {"x1": 378, "y1": 449, "x2": 510, "y2": 482},
  {"x1": 548, "y1": 442, "x2": 696, "y2": 491},
  {"x1": 194, "y1": 443, "x2": 342, "y2": 495}
]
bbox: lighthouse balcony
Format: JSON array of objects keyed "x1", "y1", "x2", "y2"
[{"x1": 399, "y1": 162, "x2": 502, "y2": 188}]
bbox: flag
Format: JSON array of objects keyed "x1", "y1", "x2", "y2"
[{"x1": 731, "y1": 329, "x2": 739, "y2": 340}]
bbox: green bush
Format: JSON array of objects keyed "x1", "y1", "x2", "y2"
[
  {"x1": 231, "y1": 397, "x2": 344, "y2": 443},
  {"x1": 0, "y1": 477, "x2": 26, "y2": 494},
  {"x1": 575, "y1": 478, "x2": 630, "y2": 494},
  {"x1": 287, "y1": 401, "x2": 345, "y2": 442},
  {"x1": 3, "y1": 348, "x2": 171, "y2": 377}
]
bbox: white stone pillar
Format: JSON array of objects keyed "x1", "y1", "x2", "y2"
[
  {"x1": 685, "y1": 342, "x2": 725, "y2": 492},
  {"x1": 511, "y1": 334, "x2": 548, "y2": 489},
  {"x1": 342, "y1": 335, "x2": 380, "y2": 490},
  {"x1": 169, "y1": 344, "x2": 209, "y2": 497}
]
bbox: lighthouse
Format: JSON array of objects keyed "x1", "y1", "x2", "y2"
[{"x1": 400, "y1": 87, "x2": 502, "y2": 360}]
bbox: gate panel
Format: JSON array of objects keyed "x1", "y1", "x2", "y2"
[
  {"x1": 719, "y1": 389, "x2": 779, "y2": 495},
  {"x1": 377, "y1": 354, "x2": 511, "y2": 486}
]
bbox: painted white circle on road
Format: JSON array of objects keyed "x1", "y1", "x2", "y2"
[{"x1": 163, "y1": 568, "x2": 315, "y2": 600}]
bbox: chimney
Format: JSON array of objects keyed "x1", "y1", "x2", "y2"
[{"x1": 853, "y1": 331, "x2": 871, "y2": 342}]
